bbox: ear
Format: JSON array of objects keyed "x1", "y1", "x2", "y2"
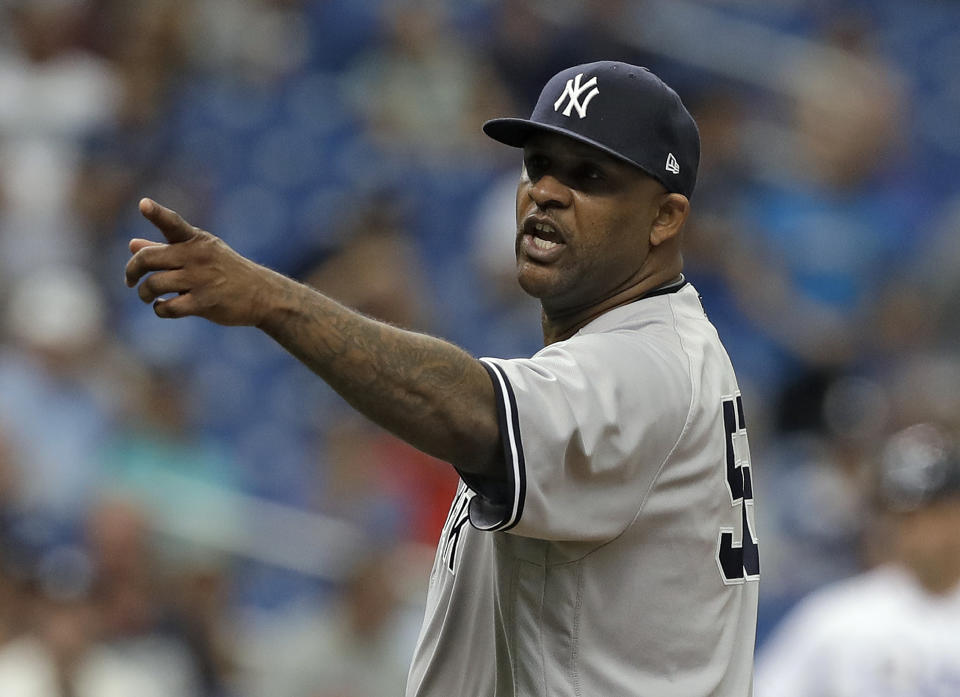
[{"x1": 650, "y1": 193, "x2": 690, "y2": 247}]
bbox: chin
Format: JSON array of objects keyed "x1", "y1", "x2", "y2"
[
  {"x1": 516, "y1": 266, "x2": 552, "y2": 300},
  {"x1": 516, "y1": 270, "x2": 575, "y2": 307}
]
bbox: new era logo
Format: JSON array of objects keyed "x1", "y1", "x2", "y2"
[
  {"x1": 554, "y1": 73, "x2": 600, "y2": 119},
  {"x1": 665, "y1": 153, "x2": 680, "y2": 174}
]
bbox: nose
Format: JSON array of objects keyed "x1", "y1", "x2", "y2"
[{"x1": 527, "y1": 174, "x2": 572, "y2": 210}]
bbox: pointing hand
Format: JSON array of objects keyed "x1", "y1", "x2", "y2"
[{"x1": 125, "y1": 198, "x2": 287, "y2": 326}]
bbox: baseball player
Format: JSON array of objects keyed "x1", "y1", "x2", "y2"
[
  {"x1": 126, "y1": 61, "x2": 759, "y2": 696},
  {"x1": 755, "y1": 423, "x2": 960, "y2": 696}
]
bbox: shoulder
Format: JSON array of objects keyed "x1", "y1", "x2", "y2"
[
  {"x1": 576, "y1": 283, "x2": 704, "y2": 333},
  {"x1": 517, "y1": 311, "x2": 694, "y2": 402},
  {"x1": 543, "y1": 286, "x2": 705, "y2": 364},
  {"x1": 481, "y1": 287, "x2": 709, "y2": 423}
]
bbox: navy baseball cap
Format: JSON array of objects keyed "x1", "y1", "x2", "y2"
[
  {"x1": 484, "y1": 61, "x2": 700, "y2": 199},
  {"x1": 877, "y1": 423, "x2": 960, "y2": 512}
]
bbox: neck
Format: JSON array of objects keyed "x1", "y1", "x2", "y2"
[{"x1": 540, "y1": 270, "x2": 684, "y2": 345}]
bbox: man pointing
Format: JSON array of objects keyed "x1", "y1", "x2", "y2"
[{"x1": 127, "y1": 61, "x2": 759, "y2": 696}]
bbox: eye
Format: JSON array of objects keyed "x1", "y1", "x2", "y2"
[
  {"x1": 579, "y1": 164, "x2": 605, "y2": 181},
  {"x1": 524, "y1": 153, "x2": 549, "y2": 180},
  {"x1": 569, "y1": 163, "x2": 607, "y2": 189}
]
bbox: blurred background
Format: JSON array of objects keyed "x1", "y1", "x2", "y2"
[{"x1": 0, "y1": 0, "x2": 959, "y2": 695}]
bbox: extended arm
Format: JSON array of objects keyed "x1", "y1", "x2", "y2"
[{"x1": 125, "y1": 199, "x2": 504, "y2": 478}]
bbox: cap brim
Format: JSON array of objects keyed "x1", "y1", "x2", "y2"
[{"x1": 482, "y1": 117, "x2": 670, "y2": 192}]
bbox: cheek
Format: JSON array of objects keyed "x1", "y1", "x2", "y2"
[
  {"x1": 515, "y1": 177, "x2": 531, "y2": 223},
  {"x1": 578, "y1": 207, "x2": 650, "y2": 261}
]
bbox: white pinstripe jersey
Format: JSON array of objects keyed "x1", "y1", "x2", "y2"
[{"x1": 406, "y1": 280, "x2": 759, "y2": 697}]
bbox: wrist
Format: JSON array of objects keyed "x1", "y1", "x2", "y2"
[{"x1": 253, "y1": 268, "x2": 308, "y2": 334}]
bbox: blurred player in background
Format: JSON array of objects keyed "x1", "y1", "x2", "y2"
[
  {"x1": 755, "y1": 422, "x2": 960, "y2": 696},
  {"x1": 126, "y1": 62, "x2": 759, "y2": 696}
]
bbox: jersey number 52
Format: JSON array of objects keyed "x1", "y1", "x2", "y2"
[{"x1": 716, "y1": 395, "x2": 760, "y2": 584}]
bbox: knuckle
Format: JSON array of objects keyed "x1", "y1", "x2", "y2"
[
  {"x1": 129, "y1": 251, "x2": 153, "y2": 279},
  {"x1": 186, "y1": 226, "x2": 206, "y2": 242},
  {"x1": 195, "y1": 236, "x2": 224, "y2": 264}
]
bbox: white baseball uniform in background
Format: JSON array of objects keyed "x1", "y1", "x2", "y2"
[
  {"x1": 406, "y1": 279, "x2": 759, "y2": 697},
  {"x1": 755, "y1": 565, "x2": 960, "y2": 697}
]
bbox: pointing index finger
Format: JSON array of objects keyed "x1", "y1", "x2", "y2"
[{"x1": 139, "y1": 198, "x2": 198, "y2": 244}]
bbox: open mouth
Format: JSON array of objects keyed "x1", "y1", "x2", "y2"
[
  {"x1": 519, "y1": 217, "x2": 566, "y2": 262},
  {"x1": 529, "y1": 222, "x2": 562, "y2": 252}
]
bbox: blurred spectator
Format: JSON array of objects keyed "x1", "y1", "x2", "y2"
[
  {"x1": 97, "y1": 364, "x2": 243, "y2": 552},
  {"x1": 695, "y1": 20, "x2": 920, "y2": 413},
  {"x1": 755, "y1": 423, "x2": 960, "y2": 696},
  {"x1": 314, "y1": 411, "x2": 457, "y2": 547},
  {"x1": 0, "y1": 267, "x2": 132, "y2": 521},
  {"x1": 877, "y1": 195, "x2": 960, "y2": 356},
  {"x1": 342, "y1": 0, "x2": 511, "y2": 161},
  {"x1": 676, "y1": 88, "x2": 782, "y2": 425},
  {"x1": 754, "y1": 431, "x2": 870, "y2": 606},
  {"x1": 74, "y1": 0, "x2": 194, "y2": 267},
  {"x1": 186, "y1": 0, "x2": 310, "y2": 83},
  {"x1": 0, "y1": 0, "x2": 120, "y2": 285},
  {"x1": 0, "y1": 524, "x2": 199, "y2": 697},
  {"x1": 886, "y1": 353, "x2": 960, "y2": 436},
  {"x1": 485, "y1": 0, "x2": 655, "y2": 114},
  {"x1": 0, "y1": 535, "x2": 32, "y2": 650},
  {"x1": 313, "y1": 413, "x2": 414, "y2": 543},
  {"x1": 85, "y1": 498, "x2": 203, "y2": 696},
  {"x1": 300, "y1": 202, "x2": 434, "y2": 333},
  {"x1": 750, "y1": 369, "x2": 893, "y2": 641},
  {"x1": 0, "y1": 589, "x2": 99, "y2": 697},
  {"x1": 238, "y1": 549, "x2": 421, "y2": 697},
  {"x1": 482, "y1": 0, "x2": 570, "y2": 113},
  {"x1": 168, "y1": 557, "x2": 238, "y2": 697}
]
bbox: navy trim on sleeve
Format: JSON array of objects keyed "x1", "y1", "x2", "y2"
[{"x1": 461, "y1": 359, "x2": 526, "y2": 532}]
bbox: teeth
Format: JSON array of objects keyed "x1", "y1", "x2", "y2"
[
  {"x1": 534, "y1": 222, "x2": 556, "y2": 235},
  {"x1": 531, "y1": 237, "x2": 559, "y2": 251}
]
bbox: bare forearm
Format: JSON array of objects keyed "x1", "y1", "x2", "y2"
[
  {"x1": 125, "y1": 199, "x2": 501, "y2": 475},
  {"x1": 256, "y1": 273, "x2": 502, "y2": 473}
]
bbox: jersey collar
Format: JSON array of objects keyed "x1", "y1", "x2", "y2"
[{"x1": 640, "y1": 273, "x2": 687, "y2": 300}]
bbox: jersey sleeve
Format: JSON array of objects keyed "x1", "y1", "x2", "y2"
[{"x1": 463, "y1": 330, "x2": 692, "y2": 542}]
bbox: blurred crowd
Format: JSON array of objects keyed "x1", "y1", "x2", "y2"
[{"x1": 0, "y1": 0, "x2": 959, "y2": 695}]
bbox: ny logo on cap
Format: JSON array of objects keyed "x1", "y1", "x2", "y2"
[{"x1": 554, "y1": 73, "x2": 599, "y2": 119}]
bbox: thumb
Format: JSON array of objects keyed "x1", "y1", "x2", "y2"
[{"x1": 139, "y1": 198, "x2": 199, "y2": 244}]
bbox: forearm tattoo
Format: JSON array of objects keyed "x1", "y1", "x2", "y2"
[{"x1": 259, "y1": 281, "x2": 498, "y2": 469}]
